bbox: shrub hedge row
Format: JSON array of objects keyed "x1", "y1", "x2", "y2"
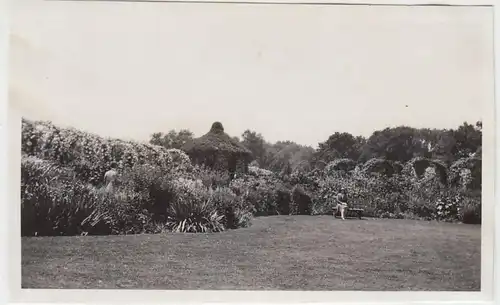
[{"x1": 21, "y1": 120, "x2": 482, "y2": 237}]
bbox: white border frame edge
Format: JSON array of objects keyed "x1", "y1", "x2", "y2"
[{"x1": 1, "y1": 0, "x2": 497, "y2": 304}]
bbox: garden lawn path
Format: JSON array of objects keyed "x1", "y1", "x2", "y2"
[{"x1": 22, "y1": 216, "x2": 481, "y2": 290}]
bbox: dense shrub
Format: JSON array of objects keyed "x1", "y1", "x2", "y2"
[
  {"x1": 435, "y1": 192, "x2": 460, "y2": 222},
  {"x1": 248, "y1": 166, "x2": 274, "y2": 177},
  {"x1": 230, "y1": 176, "x2": 273, "y2": 215},
  {"x1": 193, "y1": 165, "x2": 231, "y2": 189},
  {"x1": 210, "y1": 187, "x2": 253, "y2": 229},
  {"x1": 311, "y1": 169, "x2": 409, "y2": 217},
  {"x1": 21, "y1": 119, "x2": 180, "y2": 186},
  {"x1": 405, "y1": 176, "x2": 441, "y2": 220},
  {"x1": 165, "y1": 179, "x2": 253, "y2": 233},
  {"x1": 324, "y1": 159, "x2": 357, "y2": 174},
  {"x1": 289, "y1": 169, "x2": 321, "y2": 187},
  {"x1": 379, "y1": 211, "x2": 405, "y2": 219},
  {"x1": 22, "y1": 155, "x2": 253, "y2": 236},
  {"x1": 117, "y1": 164, "x2": 176, "y2": 222},
  {"x1": 21, "y1": 156, "x2": 106, "y2": 236},
  {"x1": 403, "y1": 157, "x2": 448, "y2": 185},
  {"x1": 291, "y1": 186, "x2": 312, "y2": 215},
  {"x1": 459, "y1": 197, "x2": 481, "y2": 224},
  {"x1": 362, "y1": 158, "x2": 397, "y2": 177},
  {"x1": 21, "y1": 156, "x2": 155, "y2": 236},
  {"x1": 449, "y1": 157, "x2": 482, "y2": 191},
  {"x1": 166, "y1": 179, "x2": 225, "y2": 233},
  {"x1": 276, "y1": 186, "x2": 292, "y2": 215},
  {"x1": 229, "y1": 171, "x2": 294, "y2": 217},
  {"x1": 22, "y1": 118, "x2": 483, "y2": 231}
]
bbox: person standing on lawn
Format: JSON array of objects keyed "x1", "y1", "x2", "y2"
[
  {"x1": 336, "y1": 188, "x2": 348, "y2": 220},
  {"x1": 104, "y1": 162, "x2": 118, "y2": 193}
]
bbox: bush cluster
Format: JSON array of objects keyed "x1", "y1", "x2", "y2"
[
  {"x1": 21, "y1": 119, "x2": 482, "y2": 238},
  {"x1": 21, "y1": 157, "x2": 253, "y2": 236},
  {"x1": 22, "y1": 119, "x2": 183, "y2": 186},
  {"x1": 285, "y1": 159, "x2": 480, "y2": 222}
]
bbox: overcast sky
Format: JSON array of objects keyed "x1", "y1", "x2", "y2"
[{"x1": 9, "y1": 1, "x2": 493, "y2": 147}]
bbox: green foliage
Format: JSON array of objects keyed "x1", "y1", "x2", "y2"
[
  {"x1": 379, "y1": 211, "x2": 405, "y2": 219},
  {"x1": 403, "y1": 157, "x2": 448, "y2": 185},
  {"x1": 21, "y1": 156, "x2": 253, "y2": 236},
  {"x1": 459, "y1": 197, "x2": 481, "y2": 224},
  {"x1": 360, "y1": 127, "x2": 425, "y2": 163},
  {"x1": 291, "y1": 185, "x2": 312, "y2": 215},
  {"x1": 241, "y1": 130, "x2": 268, "y2": 166},
  {"x1": 117, "y1": 164, "x2": 176, "y2": 222},
  {"x1": 22, "y1": 119, "x2": 181, "y2": 186},
  {"x1": 276, "y1": 186, "x2": 292, "y2": 215},
  {"x1": 166, "y1": 179, "x2": 225, "y2": 233},
  {"x1": 314, "y1": 132, "x2": 366, "y2": 165},
  {"x1": 193, "y1": 165, "x2": 232, "y2": 189},
  {"x1": 21, "y1": 156, "x2": 106, "y2": 236},
  {"x1": 266, "y1": 141, "x2": 315, "y2": 174},
  {"x1": 449, "y1": 157, "x2": 482, "y2": 190},
  {"x1": 165, "y1": 180, "x2": 254, "y2": 233},
  {"x1": 22, "y1": 117, "x2": 484, "y2": 236},
  {"x1": 452, "y1": 122, "x2": 482, "y2": 159},
  {"x1": 324, "y1": 158, "x2": 357, "y2": 174},
  {"x1": 362, "y1": 158, "x2": 398, "y2": 177},
  {"x1": 182, "y1": 122, "x2": 252, "y2": 174},
  {"x1": 21, "y1": 156, "x2": 154, "y2": 236},
  {"x1": 435, "y1": 195, "x2": 460, "y2": 222},
  {"x1": 229, "y1": 168, "x2": 293, "y2": 217},
  {"x1": 240, "y1": 131, "x2": 315, "y2": 175},
  {"x1": 210, "y1": 187, "x2": 253, "y2": 229},
  {"x1": 248, "y1": 166, "x2": 274, "y2": 177},
  {"x1": 150, "y1": 129, "x2": 194, "y2": 150},
  {"x1": 311, "y1": 169, "x2": 414, "y2": 218}
]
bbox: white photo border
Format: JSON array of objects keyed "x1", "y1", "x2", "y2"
[{"x1": 0, "y1": 0, "x2": 497, "y2": 304}]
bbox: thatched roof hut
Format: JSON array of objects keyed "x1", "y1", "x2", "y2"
[{"x1": 182, "y1": 122, "x2": 253, "y2": 175}]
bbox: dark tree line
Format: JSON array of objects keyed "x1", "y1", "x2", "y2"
[{"x1": 150, "y1": 121, "x2": 482, "y2": 174}]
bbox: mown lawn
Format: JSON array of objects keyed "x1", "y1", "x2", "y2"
[{"x1": 21, "y1": 216, "x2": 481, "y2": 290}]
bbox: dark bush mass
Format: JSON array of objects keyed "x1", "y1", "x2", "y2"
[{"x1": 21, "y1": 119, "x2": 482, "y2": 236}]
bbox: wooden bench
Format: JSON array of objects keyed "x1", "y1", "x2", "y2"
[{"x1": 332, "y1": 207, "x2": 364, "y2": 219}]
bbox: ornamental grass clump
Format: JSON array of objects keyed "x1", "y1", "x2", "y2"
[
  {"x1": 166, "y1": 178, "x2": 225, "y2": 233},
  {"x1": 21, "y1": 156, "x2": 111, "y2": 236}
]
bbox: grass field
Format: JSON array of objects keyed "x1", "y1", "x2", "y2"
[{"x1": 21, "y1": 216, "x2": 481, "y2": 290}]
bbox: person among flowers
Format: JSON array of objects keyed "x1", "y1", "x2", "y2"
[
  {"x1": 336, "y1": 188, "x2": 348, "y2": 220},
  {"x1": 104, "y1": 162, "x2": 118, "y2": 193}
]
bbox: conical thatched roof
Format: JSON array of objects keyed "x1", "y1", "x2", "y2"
[
  {"x1": 182, "y1": 122, "x2": 252, "y2": 174},
  {"x1": 182, "y1": 122, "x2": 251, "y2": 156}
]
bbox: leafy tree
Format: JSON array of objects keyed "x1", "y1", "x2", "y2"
[
  {"x1": 432, "y1": 121, "x2": 482, "y2": 164},
  {"x1": 267, "y1": 142, "x2": 314, "y2": 173},
  {"x1": 314, "y1": 132, "x2": 366, "y2": 166},
  {"x1": 360, "y1": 127, "x2": 409, "y2": 163},
  {"x1": 432, "y1": 129, "x2": 457, "y2": 165},
  {"x1": 241, "y1": 130, "x2": 268, "y2": 165},
  {"x1": 359, "y1": 126, "x2": 446, "y2": 163},
  {"x1": 150, "y1": 129, "x2": 194, "y2": 149},
  {"x1": 453, "y1": 121, "x2": 482, "y2": 159}
]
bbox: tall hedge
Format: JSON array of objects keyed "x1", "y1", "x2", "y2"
[{"x1": 22, "y1": 119, "x2": 189, "y2": 185}]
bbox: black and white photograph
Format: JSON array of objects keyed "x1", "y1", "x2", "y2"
[{"x1": 3, "y1": 0, "x2": 497, "y2": 302}]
